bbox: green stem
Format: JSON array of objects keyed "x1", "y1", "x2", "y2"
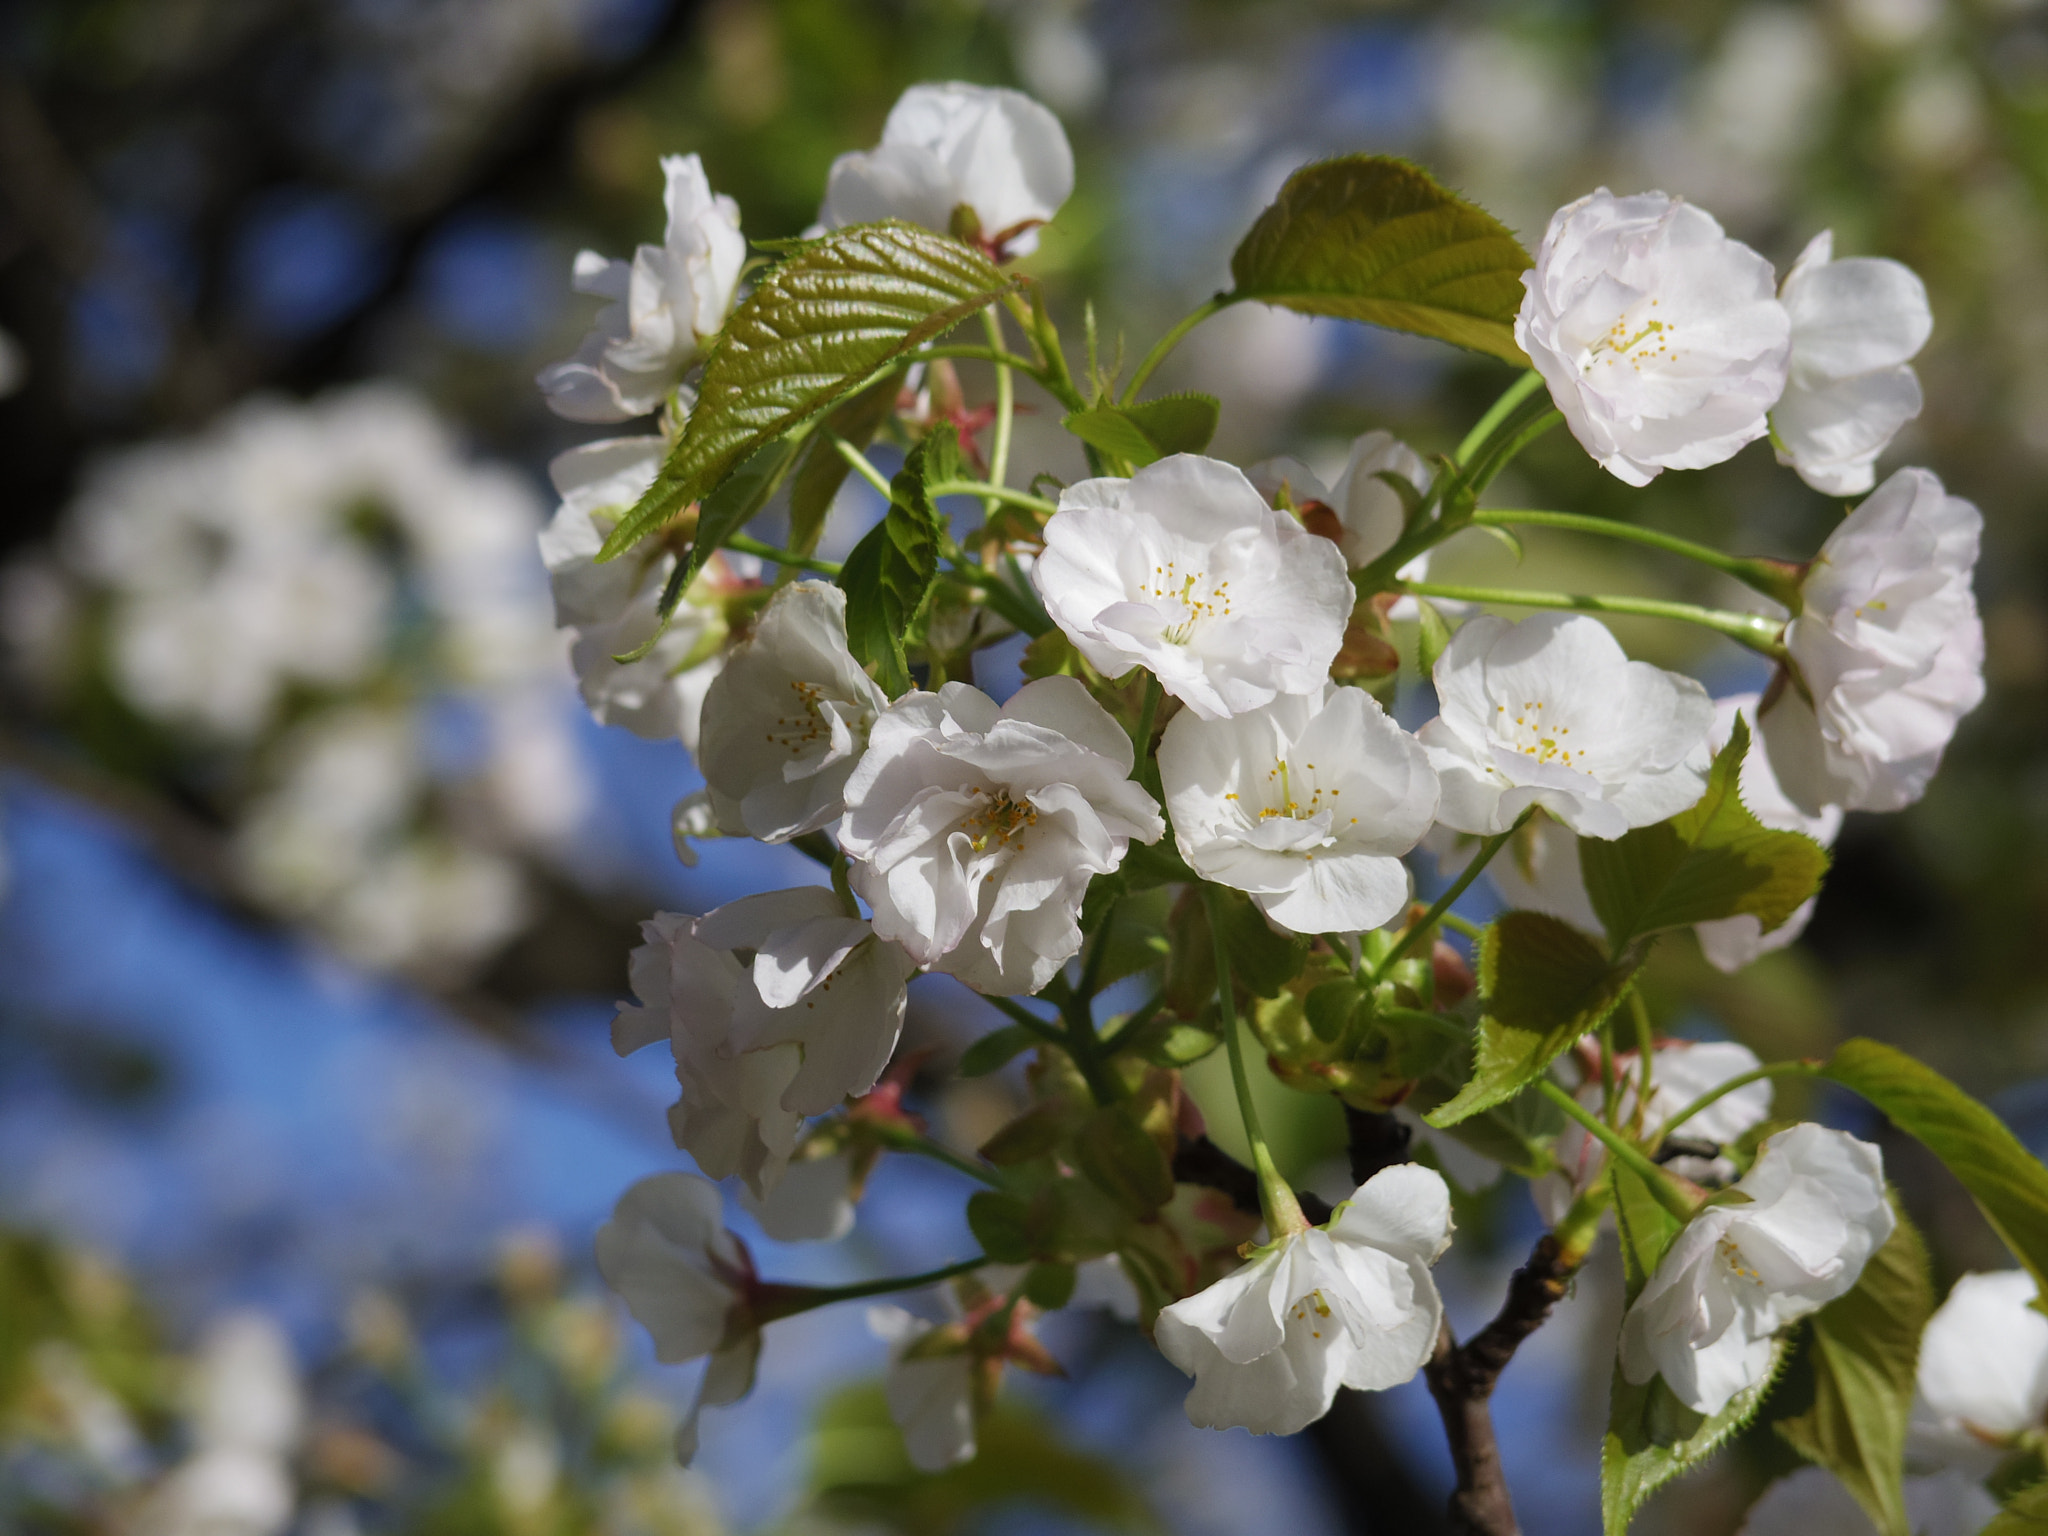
[
  {"x1": 829, "y1": 849, "x2": 859, "y2": 920},
  {"x1": 757, "y1": 1255, "x2": 988, "y2": 1319},
  {"x1": 828, "y1": 432, "x2": 894, "y2": 499},
  {"x1": 1550, "y1": 1180, "x2": 1613, "y2": 1266},
  {"x1": 1629, "y1": 989, "x2": 1656, "y2": 1135},
  {"x1": 928, "y1": 481, "x2": 1056, "y2": 515},
  {"x1": 940, "y1": 563, "x2": 1049, "y2": 637},
  {"x1": 1454, "y1": 371, "x2": 1545, "y2": 464},
  {"x1": 1131, "y1": 673, "x2": 1162, "y2": 788},
  {"x1": 1472, "y1": 510, "x2": 1803, "y2": 606},
  {"x1": 1370, "y1": 810, "x2": 1532, "y2": 986},
  {"x1": 909, "y1": 343, "x2": 1050, "y2": 384},
  {"x1": 868, "y1": 1124, "x2": 1000, "y2": 1186},
  {"x1": 981, "y1": 310, "x2": 1015, "y2": 517},
  {"x1": 1463, "y1": 408, "x2": 1562, "y2": 500},
  {"x1": 1439, "y1": 911, "x2": 1485, "y2": 942},
  {"x1": 1204, "y1": 885, "x2": 1310, "y2": 1238},
  {"x1": 1536, "y1": 1079, "x2": 1701, "y2": 1223},
  {"x1": 1395, "y1": 580, "x2": 1787, "y2": 658},
  {"x1": 983, "y1": 994, "x2": 1067, "y2": 1047},
  {"x1": 724, "y1": 533, "x2": 843, "y2": 575},
  {"x1": 1096, "y1": 988, "x2": 1165, "y2": 1055},
  {"x1": 1121, "y1": 294, "x2": 1233, "y2": 405},
  {"x1": 1657, "y1": 1060, "x2": 1820, "y2": 1141}
]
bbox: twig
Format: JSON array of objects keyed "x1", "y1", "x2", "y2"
[{"x1": 1170, "y1": 1135, "x2": 1332, "y2": 1225}]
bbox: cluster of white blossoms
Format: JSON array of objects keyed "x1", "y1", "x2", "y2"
[{"x1": 2, "y1": 385, "x2": 588, "y2": 976}]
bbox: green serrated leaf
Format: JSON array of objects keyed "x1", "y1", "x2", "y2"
[
  {"x1": 1227, "y1": 154, "x2": 1533, "y2": 365},
  {"x1": 966, "y1": 1191, "x2": 1036, "y2": 1263},
  {"x1": 1414, "y1": 597, "x2": 1451, "y2": 682},
  {"x1": 787, "y1": 371, "x2": 901, "y2": 557},
  {"x1": 1823, "y1": 1038, "x2": 2048, "y2": 1307},
  {"x1": 959, "y1": 1025, "x2": 1038, "y2": 1079},
  {"x1": 1602, "y1": 1340, "x2": 1790, "y2": 1535},
  {"x1": 1611, "y1": 1163, "x2": 1686, "y2": 1300},
  {"x1": 1073, "y1": 1108, "x2": 1174, "y2": 1219},
  {"x1": 1425, "y1": 911, "x2": 1644, "y2": 1127},
  {"x1": 1063, "y1": 393, "x2": 1221, "y2": 468},
  {"x1": 1775, "y1": 1199, "x2": 1931, "y2": 1536},
  {"x1": 1581, "y1": 718, "x2": 1831, "y2": 947},
  {"x1": 600, "y1": 222, "x2": 1014, "y2": 567},
  {"x1": 839, "y1": 426, "x2": 952, "y2": 694},
  {"x1": 1207, "y1": 887, "x2": 1311, "y2": 999}
]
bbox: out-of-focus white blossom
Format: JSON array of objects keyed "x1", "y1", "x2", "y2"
[
  {"x1": 1761, "y1": 467, "x2": 1984, "y2": 814},
  {"x1": 868, "y1": 1306, "x2": 979, "y2": 1471},
  {"x1": 1156, "y1": 1164, "x2": 1451, "y2": 1435},
  {"x1": 538, "y1": 154, "x2": 744, "y2": 422},
  {"x1": 613, "y1": 892, "x2": 914, "y2": 1198},
  {"x1": 1420, "y1": 613, "x2": 1713, "y2": 838},
  {"x1": 139, "y1": 1312, "x2": 303, "y2": 1536},
  {"x1": 1773, "y1": 232, "x2": 1932, "y2": 496},
  {"x1": 1621, "y1": 1124, "x2": 1892, "y2": 1414},
  {"x1": 1911, "y1": 1269, "x2": 2048, "y2": 1471},
  {"x1": 1249, "y1": 430, "x2": 1429, "y2": 571},
  {"x1": 698, "y1": 581, "x2": 888, "y2": 841},
  {"x1": 593, "y1": 1172, "x2": 761, "y2": 1462},
  {"x1": 819, "y1": 83, "x2": 1074, "y2": 258},
  {"x1": 1517, "y1": 190, "x2": 1790, "y2": 486},
  {"x1": 1159, "y1": 683, "x2": 1437, "y2": 934},
  {"x1": 1737, "y1": 1466, "x2": 1996, "y2": 1536},
  {"x1": 741, "y1": 1147, "x2": 858, "y2": 1243},
  {"x1": 1032, "y1": 455, "x2": 1353, "y2": 722},
  {"x1": 839, "y1": 678, "x2": 1163, "y2": 995}
]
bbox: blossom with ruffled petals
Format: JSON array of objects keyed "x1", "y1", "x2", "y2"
[
  {"x1": 538, "y1": 154, "x2": 744, "y2": 422},
  {"x1": 1759, "y1": 467, "x2": 1983, "y2": 814},
  {"x1": 1160, "y1": 682, "x2": 1438, "y2": 934},
  {"x1": 819, "y1": 83, "x2": 1074, "y2": 259},
  {"x1": 1032, "y1": 455, "x2": 1354, "y2": 722},
  {"x1": 1772, "y1": 231, "x2": 1932, "y2": 496},
  {"x1": 698, "y1": 581, "x2": 889, "y2": 841},
  {"x1": 1620, "y1": 1124, "x2": 1892, "y2": 1414},
  {"x1": 839, "y1": 677, "x2": 1163, "y2": 995},
  {"x1": 1911, "y1": 1269, "x2": 2048, "y2": 1470},
  {"x1": 1155, "y1": 1164, "x2": 1451, "y2": 1435},
  {"x1": 1419, "y1": 613, "x2": 1713, "y2": 838},
  {"x1": 612, "y1": 891, "x2": 914, "y2": 1198},
  {"x1": 1517, "y1": 189, "x2": 1790, "y2": 486}
]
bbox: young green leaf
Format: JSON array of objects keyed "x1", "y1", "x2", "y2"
[
  {"x1": 786, "y1": 371, "x2": 902, "y2": 557},
  {"x1": 1062, "y1": 393, "x2": 1221, "y2": 467},
  {"x1": 1424, "y1": 911, "x2": 1645, "y2": 1127},
  {"x1": 1228, "y1": 154, "x2": 1533, "y2": 365},
  {"x1": 1775, "y1": 1201, "x2": 1932, "y2": 1536},
  {"x1": 1601, "y1": 1341, "x2": 1789, "y2": 1536},
  {"x1": 1580, "y1": 718, "x2": 1830, "y2": 947},
  {"x1": 838, "y1": 426, "x2": 952, "y2": 693},
  {"x1": 1611, "y1": 1162, "x2": 1685, "y2": 1299},
  {"x1": 1822, "y1": 1038, "x2": 2048, "y2": 1305},
  {"x1": 959, "y1": 1025, "x2": 1040, "y2": 1079},
  {"x1": 1982, "y1": 1481, "x2": 2048, "y2": 1534},
  {"x1": 1202, "y1": 885, "x2": 1312, "y2": 999},
  {"x1": 1073, "y1": 1107, "x2": 1175, "y2": 1219},
  {"x1": 1413, "y1": 597, "x2": 1452, "y2": 682},
  {"x1": 599, "y1": 222, "x2": 1015, "y2": 567}
]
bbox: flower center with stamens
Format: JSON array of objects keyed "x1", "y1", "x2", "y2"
[
  {"x1": 959, "y1": 786, "x2": 1038, "y2": 854},
  {"x1": 1139, "y1": 559, "x2": 1234, "y2": 645},
  {"x1": 1494, "y1": 699, "x2": 1580, "y2": 768},
  {"x1": 1290, "y1": 1287, "x2": 1334, "y2": 1340},
  {"x1": 1717, "y1": 1236, "x2": 1766, "y2": 1287},
  {"x1": 1585, "y1": 299, "x2": 1679, "y2": 376},
  {"x1": 765, "y1": 679, "x2": 830, "y2": 757}
]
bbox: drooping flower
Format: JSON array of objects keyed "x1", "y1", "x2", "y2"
[
  {"x1": 1620, "y1": 1123, "x2": 1893, "y2": 1415},
  {"x1": 538, "y1": 437, "x2": 744, "y2": 747},
  {"x1": 1159, "y1": 682, "x2": 1438, "y2": 934},
  {"x1": 838, "y1": 677, "x2": 1164, "y2": 995},
  {"x1": 538, "y1": 154, "x2": 745, "y2": 422},
  {"x1": 1771, "y1": 231, "x2": 1932, "y2": 496},
  {"x1": 697, "y1": 581, "x2": 889, "y2": 841},
  {"x1": 593, "y1": 1172, "x2": 764, "y2": 1461},
  {"x1": 1517, "y1": 189, "x2": 1791, "y2": 486},
  {"x1": 1534, "y1": 1038, "x2": 1774, "y2": 1224},
  {"x1": 1155, "y1": 1164, "x2": 1452, "y2": 1435},
  {"x1": 1736, "y1": 1466, "x2": 1997, "y2": 1536},
  {"x1": 1759, "y1": 467, "x2": 1984, "y2": 815},
  {"x1": 818, "y1": 83, "x2": 1075, "y2": 259},
  {"x1": 612, "y1": 890, "x2": 915, "y2": 1199},
  {"x1": 1032, "y1": 455, "x2": 1354, "y2": 722},
  {"x1": 1419, "y1": 613, "x2": 1714, "y2": 838},
  {"x1": 1911, "y1": 1269, "x2": 2048, "y2": 1470}
]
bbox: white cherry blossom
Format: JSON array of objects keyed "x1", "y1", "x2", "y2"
[
  {"x1": 539, "y1": 437, "x2": 742, "y2": 746},
  {"x1": 1517, "y1": 189, "x2": 1791, "y2": 486},
  {"x1": 538, "y1": 153, "x2": 745, "y2": 422},
  {"x1": 1419, "y1": 613, "x2": 1713, "y2": 838},
  {"x1": 612, "y1": 891, "x2": 915, "y2": 1198},
  {"x1": 1159, "y1": 682, "x2": 1438, "y2": 934},
  {"x1": 742, "y1": 1147, "x2": 858, "y2": 1244},
  {"x1": 1759, "y1": 467, "x2": 1984, "y2": 814},
  {"x1": 868, "y1": 1306, "x2": 978, "y2": 1471},
  {"x1": 839, "y1": 677, "x2": 1164, "y2": 995},
  {"x1": 1249, "y1": 430, "x2": 1430, "y2": 570},
  {"x1": 1620, "y1": 1124, "x2": 1893, "y2": 1414},
  {"x1": 593, "y1": 1172, "x2": 762, "y2": 1461},
  {"x1": 1911, "y1": 1269, "x2": 2048, "y2": 1470},
  {"x1": 1155, "y1": 1164, "x2": 1452, "y2": 1435},
  {"x1": 1737, "y1": 1467, "x2": 1996, "y2": 1536},
  {"x1": 1772, "y1": 231, "x2": 1932, "y2": 496},
  {"x1": 819, "y1": 83, "x2": 1074, "y2": 258},
  {"x1": 1535, "y1": 1039, "x2": 1773, "y2": 1224},
  {"x1": 1695, "y1": 693, "x2": 1843, "y2": 971},
  {"x1": 1032, "y1": 454, "x2": 1354, "y2": 722},
  {"x1": 698, "y1": 581, "x2": 888, "y2": 841},
  {"x1": 140, "y1": 1312, "x2": 303, "y2": 1536}
]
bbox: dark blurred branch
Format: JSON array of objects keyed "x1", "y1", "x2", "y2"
[{"x1": 1171, "y1": 1134, "x2": 1332, "y2": 1225}]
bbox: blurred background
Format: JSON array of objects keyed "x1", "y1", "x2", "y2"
[{"x1": 3, "y1": 1, "x2": 2046, "y2": 1532}]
